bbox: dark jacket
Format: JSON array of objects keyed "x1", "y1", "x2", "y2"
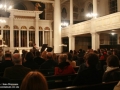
[
  {"x1": 34, "y1": 57, "x2": 45, "y2": 66},
  {"x1": 40, "y1": 59, "x2": 58, "y2": 69},
  {"x1": 73, "y1": 66, "x2": 103, "y2": 86},
  {"x1": 3, "y1": 65, "x2": 31, "y2": 80},
  {"x1": 102, "y1": 68, "x2": 120, "y2": 82},
  {"x1": 23, "y1": 60, "x2": 39, "y2": 70},
  {"x1": 0, "y1": 60, "x2": 14, "y2": 72}
]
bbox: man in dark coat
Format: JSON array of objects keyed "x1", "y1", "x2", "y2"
[
  {"x1": 0, "y1": 53, "x2": 14, "y2": 72},
  {"x1": 3, "y1": 53, "x2": 31, "y2": 80}
]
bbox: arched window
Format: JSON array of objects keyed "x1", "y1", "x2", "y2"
[
  {"x1": 88, "y1": 3, "x2": 93, "y2": 14},
  {"x1": 14, "y1": 25, "x2": 19, "y2": 47},
  {"x1": 21, "y1": 26, "x2": 27, "y2": 47},
  {"x1": 61, "y1": 8, "x2": 67, "y2": 18},
  {"x1": 3, "y1": 25, "x2": 10, "y2": 47},
  {"x1": 109, "y1": 0, "x2": 117, "y2": 14}
]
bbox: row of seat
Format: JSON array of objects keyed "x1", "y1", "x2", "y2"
[{"x1": 49, "y1": 81, "x2": 118, "y2": 90}]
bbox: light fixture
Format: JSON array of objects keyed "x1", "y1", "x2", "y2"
[
  {"x1": 86, "y1": 13, "x2": 98, "y2": 18},
  {"x1": 0, "y1": 0, "x2": 12, "y2": 11},
  {"x1": 0, "y1": 18, "x2": 6, "y2": 23},
  {"x1": 111, "y1": 33, "x2": 115, "y2": 36},
  {"x1": 61, "y1": 21, "x2": 69, "y2": 28}
]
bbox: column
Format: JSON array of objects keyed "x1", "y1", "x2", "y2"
[
  {"x1": 35, "y1": 13, "x2": 39, "y2": 47},
  {"x1": 19, "y1": 30, "x2": 21, "y2": 47},
  {"x1": 69, "y1": 35, "x2": 75, "y2": 51},
  {"x1": 93, "y1": 0, "x2": 98, "y2": 18},
  {"x1": 27, "y1": 31, "x2": 29, "y2": 48},
  {"x1": 43, "y1": 31, "x2": 45, "y2": 44},
  {"x1": 91, "y1": 33, "x2": 100, "y2": 50},
  {"x1": 50, "y1": 30, "x2": 52, "y2": 47},
  {"x1": 117, "y1": 0, "x2": 120, "y2": 12},
  {"x1": 70, "y1": 0, "x2": 73, "y2": 25},
  {"x1": 54, "y1": 0, "x2": 61, "y2": 53},
  {"x1": 9, "y1": 11, "x2": 14, "y2": 52}
]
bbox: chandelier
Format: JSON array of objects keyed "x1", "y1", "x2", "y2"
[
  {"x1": 0, "y1": 0, "x2": 13, "y2": 23},
  {"x1": 0, "y1": 0, "x2": 12, "y2": 11}
]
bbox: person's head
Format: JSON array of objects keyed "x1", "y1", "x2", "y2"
[
  {"x1": 25, "y1": 52, "x2": 34, "y2": 61},
  {"x1": 41, "y1": 51, "x2": 47, "y2": 60},
  {"x1": 20, "y1": 71, "x2": 48, "y2": 90},
  {"x1": 36, "y1": 51, "x2": 41, "y2": 57},
  {"x1": 85, "y1": 53, "x2": 99, "y2": 67},
  {"x1": 12, "y1": 53, "x2": 21, "y2": 65},
  {"x1": 46, "y1": 52, "x2": 53, "y2": 60},
  {"x1": 67, "y1": 53, "x2": 72, "y2": 61},
  {"x1": 58, "y1": 54, "x2": 68, "y2": 63},
  {"x1": 106, "y1": 55, "x2": 119, "y2": 67},
  {"x1": 13, "y1": 49, "x2": 19, "y2": 54},
  {"x1": 4, "y1": 53, "x2": 12, "y2": 60},
  {"x1": 69, "y1": 50, "x2": 73, "y2": 54}
]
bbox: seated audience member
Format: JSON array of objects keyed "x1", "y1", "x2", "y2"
[
  {"x1": 66, "y1": 53, "x2": 76, "y2": 67},
  {"x1": 73, "y1": 53, "x2": 103, "y2": 86},
  {"x1": 34, "y1": 51, "x2": 45, "y2": 66},
  {"x1": 21, "y1": 50, "x2": 28, "y2": 63},
  {"x1": 114, "y1": 81, "x2": 120, "y2": 90},
  {"x1": 0, "y1": 53, "x2": 14, "y2": 72},
  {"x1": 3, "y1": 53, "x2": 31, "y2": 80},
  {"x1": 20, "y1": 71, "x2": 48, "y2": 90},
  {"x1": 54, "y1": 54, "x2": 76, "y2": 75},
  {"x1": 0, "y1": 50, "x2": 4, "y2": 63},
  {"x1": 40, "y1": 52, "x2": 58, "y2": 69},
  {"x1": 102, "y1": 55, "x2": 120, "y2": 82},
  {"x1": 23, "y1": 52, "x2": 39, "y2": 70}
]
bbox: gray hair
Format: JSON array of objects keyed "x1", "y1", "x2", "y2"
[{"x1": 12, "y1": 53, "x2": 21, "y2": 64}]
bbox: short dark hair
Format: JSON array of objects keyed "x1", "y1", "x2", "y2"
[
  {"x1": 25, "y1": 52, "x2": 34, "y2": 61},
  {"x1": 107, "y1": 55, "x2": 119, "y2": 67},
  {"x1": 85, "y1": 53, "x2": 99, "y2": 67},
  {"x1": 5, "y1": 53, "x2": 11, "y2": 58}
]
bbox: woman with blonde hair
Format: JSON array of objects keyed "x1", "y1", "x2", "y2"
[{"x1": 20, "y1": 71, "x2": 48, "y2": 90}]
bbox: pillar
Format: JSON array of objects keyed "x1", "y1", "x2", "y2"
[
  {"x1": 91, "y1": 32, "x2": 100, "y2": 50},
  {"x1": 69, "y1": 35, "x2": 75, "y2": 51},
  {"x1": 50, "y1": 30, "x2": 52, "y2": 47},
  {"x1": 70, "y1": 0, "x2": 73, "y2": 25},
  {"x1": 54, "y1": 0, "x2": 61, "y2": 53},
  {"x1": 27, "y1": 30, "x2": 29, "y2": 48},
  {"x1": 117, "y1": 0, "x2": 120, "y2": 12},
  {"x1": 93, "y1": 0, "x2": 98, "y2": 18},
  {"x1": 35, "y1": 13, "x2": 39, "y2": 47},
  {"x1": 10, "y1": 11, "x2": 14, "y2": 52}
]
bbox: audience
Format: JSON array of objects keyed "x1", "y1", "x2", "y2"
[
  {"x1": 20, "y1": 71, "x2": 48, "y2": 90},
  {"x1": 23, "y1": 52, "x2": 39, "y2": 70},
  {"x1": 0, "y1": 53, "x2": 14, "y2": 72},
  {"x1": 54, "y1": 54, "x2": 75, "y2": 75},
  {"x1": 34, "y1": 51, "x2": 45, "y2": 66},
  {"x1": 0, "y1": 50, "x2": 4, "y2": 63},
  {"x1": 66, "y1": 53, "x2": 76, "y2": 67},
  {"x1": 3, "y1": 53, "x2": 31, "y2": 80},
  {"x1": 73, "y1": 53, "x2": 103, "y2": 86},
  {"x1": 40, "y1": 52, "x2": 58, "y2": 69},
  {"x1": 102, "y1": 55, "x2": 120, "y2": 82}
]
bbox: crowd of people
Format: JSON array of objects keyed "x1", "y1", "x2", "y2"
[{"x1": 0, "y1": 48, "x2": 120, "y2": 90}]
